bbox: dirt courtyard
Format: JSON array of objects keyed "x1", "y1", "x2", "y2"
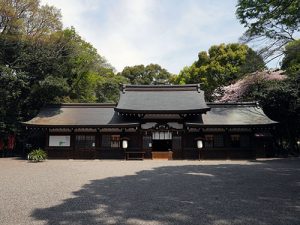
[{"x1": 0, "y1": 158, "x2": 299, "y2": 225}]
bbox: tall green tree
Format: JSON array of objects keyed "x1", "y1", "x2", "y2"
[
  {"x1": 0, "y1": 67, "x2": 29, "y2": 135},
  {"x1": 0, "y1": 0, "x2": 62, "y2": 37},
  {"x1": 55, "y1": 28, "x2": 114, "y2": 103},
  {"x1": 173, "y1": 43, "x2": 265, "y2": 100},
  {"x1": 281, "y1": 39, "x2": 300, "y2": 76},
  {"x1": 251, "y1": 77, "x2": 300, "y2": 153},
  {"x1": 236, "y1": 0, "x2": 300, "y2": 62},
  {"x1": 0, "y1": 1, "x2": 115, "y2": 138},
  {"x1": 118, "y1": 64, "x2": 172, "y2": 85},
  {"x1": 95, "y1": 73, "x2": 127, "y2": 103}
]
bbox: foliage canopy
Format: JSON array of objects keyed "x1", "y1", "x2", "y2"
[
  {"x1": 0, "y1": 0, "x2": 115, "y2": 136},
  {"x1": 282, "y1": 39, "x2": 300, "y2": 76},
  {"x1": 236, "y1": 0, "x2": 300, "y2": 62},
  {"x1": 118, "y1": 64, "x2": 172, "y2": 85},
  {"x1": 172, "y1": 43, "x2": 265, "y2": 100}
]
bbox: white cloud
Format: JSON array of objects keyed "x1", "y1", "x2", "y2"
[
  {"x1": 41, "y1": 0, "x2": 101, "y2": 25},
  {"x1": 41, "y1": 0, "x2": 246, "y2": 74}
]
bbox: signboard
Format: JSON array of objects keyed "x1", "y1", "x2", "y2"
[{"x1": 49, "y1": 136, "x2": 70, "y2": 147}]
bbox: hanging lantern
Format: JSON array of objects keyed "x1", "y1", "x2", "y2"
[
  {"x1": 122, "y1": 139, "x2": 128, "y2": 149},
  {"x1": 197, "y1": 140, "x2": 203, "y2": 149}
]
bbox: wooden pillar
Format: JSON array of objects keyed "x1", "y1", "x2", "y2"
[
  {"x1": 250, "y1": 128, "x2": 256, "y2": 159},
  {"x1": 224, "y1": 128, "x2": 230, "y2": 159},
  {"x1": 45, "y1": 128, "x2": 49, "y2": 156},
  {"x1": 97, "y1": 128, "x2": 101, "y2": 159},
  {"x1": 182, "y1": 130, "x2": 186, "y2": 159},
  {"x1": 180, "y1": 131, "x2": 183, "y2": 159},
  {"x1": 71, "y1": 129, "x2": 75, "y2": 159},
  {"x1": 45, "y1": 128, "x2": 49, "y2": 147},
  {"x1": 198, "y1": 128, "x2": 203, "y2": 160}
]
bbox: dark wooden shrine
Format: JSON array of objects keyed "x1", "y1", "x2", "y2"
[{"x1": 23, "y1": 84, "x2": 277, "y2": 159}]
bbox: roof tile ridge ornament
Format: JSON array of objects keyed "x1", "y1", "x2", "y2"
[
  {"x1": 197, "y1": 83, "x2": 201, "y2": 93},
  {"x1": 122, "y1": 84, "x2": 126, "y2": 94}
]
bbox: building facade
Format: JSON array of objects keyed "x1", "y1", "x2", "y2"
[{"x1": 23, "y1": 84, "x2": 277, "y2": 159}]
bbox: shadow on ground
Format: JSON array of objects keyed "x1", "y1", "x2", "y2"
[{"x1": 32, "y1": 159, "x2": 300, "y2": 225}]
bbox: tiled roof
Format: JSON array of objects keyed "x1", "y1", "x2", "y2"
[
  {"x1": 23, "y1": 104, "x2": 139, "y2": 128},
  {"x1": 115, "y1": 84, "x2": 210, "y2": 114},
  {"x1": 186, "y1": 103, "x2": 277, "y2": 127}
]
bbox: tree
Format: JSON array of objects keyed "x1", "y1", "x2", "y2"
[
  {"x1": 95, "y1": 73, "x2": 127, "y2": 103},
  {"x1": 56, "y1": 28, "x2": 114, "y2": 103},
  {"x1": 0, "y1": 0, "x2": 62, "y2": 37},
  {"x1": 0, "y1": 67, "x2": 29, "y2": 136},
  {"x1": 214, "y1": 70, "x2": 287, "y2": 102},
  {"x1": 213, "y1": 40, "x2": 300, "y2": 153},
  {"x1": 236, "y1": 0, "x2": 300, "y2": 62},
  {"x1": 173, "y1": 43, "x2": 265, "y2": 100},
  {"x1": 215, "y1": 70, "x2": 299, "y2": 153},
  {"x1": 281, "y1": 39, "x2": 300, "y2": 76},
  {"x1": 118, "y1": 64, "x2": 172, "y2": 85},
  {"x1": 0, "y1": 0, "x2": 120, "y2": 153},
  {"x1": 252, "y1": 77, "x2": 300, "y2": 153}
]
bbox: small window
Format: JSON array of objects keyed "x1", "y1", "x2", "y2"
[
  {"x1": 49, "y1": 135, "x2": 70, "y2": 147},
  {"x1": 240, "y1": 135, "x2": 250, "y2": 148},
  {"x1": 214, "y1": 134, "x2": 224, "y2": 147},
  {"x1": 205, "y1": 135, "x2": 214, "y2": 148},
  {"x1": 231, "y1": 134, "x2": 240, "y2": 147},
  {"x1": 111, "y1": 135, "x2": 120, "y2": 148},
  {"x1": 75, "y1": 135, "x2": 95, "y2": 149},
  {"x1": 101, "y1": 135, "x2": 111, "y2": 148}
]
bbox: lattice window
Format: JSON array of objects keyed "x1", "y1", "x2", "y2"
[
  {"x1": 101, "y1": 135, "x2": 111, "y2": 148},
  {"x1": 205, "y1": 135, "x2": 214, "y2": 148},
  {"x1": 214, "y1": 134, "x2": 224, "y2": 147},
  {"x1": 111, "y1": 135, "x2": 120, "y2": 148},
  {"x1": 240, "y1": 134, "x2": 250, "y2": 148},
  {"x1": 75, "y1": 135, "x2": 95, "y2": 149},
  {"x1": 231, "y1": 134, "x2": 240, "y2": 147}
]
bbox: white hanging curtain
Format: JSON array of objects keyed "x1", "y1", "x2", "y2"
[{"x1": 152, "y1": 132, "x2": 172, "y2": 140}]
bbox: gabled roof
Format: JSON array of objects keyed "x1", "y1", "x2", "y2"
[
  {"x1": 23, "y1": 104, "x2": 139, "y2": 128},
  {"x1": 115, "y1": 84, "x2": 210, "y2": 114},
  {"x1": 186, "y1": 103, "x2": 277, "y2": 127}
]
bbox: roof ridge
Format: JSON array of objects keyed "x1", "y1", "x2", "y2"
[
  {"x1": 123, "y1": 84, "x2": 199, "y2": 88},
  {"x1": 207, "y1": 102, "x2": 258, "y2": 107},
  {"x1": 122, "y1": 84, "x2": 202, "y2": 92},
  {"x1": 45, "y1": 103, "x2": 116, "y2": 108}
]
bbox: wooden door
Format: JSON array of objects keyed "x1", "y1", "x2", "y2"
[{"x1": 172, "y1": 136, "x2": 182, "y2": 159}]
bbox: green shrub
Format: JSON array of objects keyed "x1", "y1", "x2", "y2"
[{"x1": 28, "y1": 149, "x2": 47, "y2": 162}]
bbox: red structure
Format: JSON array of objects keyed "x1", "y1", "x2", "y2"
[
  {"x1": 0, "y1": 139, "x2": 4, "y2": 151},
  {"x1": 7, "y1": 134, "x2": 15, "y2": 150}
]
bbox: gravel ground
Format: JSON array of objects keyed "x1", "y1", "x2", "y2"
[{"x1": 0, "y1": 158, "x2": 299, "y2": 225}]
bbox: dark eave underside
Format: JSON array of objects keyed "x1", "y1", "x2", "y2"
[{"x1": 115, "y1": 108, "x2": 210, "y2": 114}]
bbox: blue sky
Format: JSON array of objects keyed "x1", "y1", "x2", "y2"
[{"x1": 41, "y1": 0, "x2": 249, "y2": 74}]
